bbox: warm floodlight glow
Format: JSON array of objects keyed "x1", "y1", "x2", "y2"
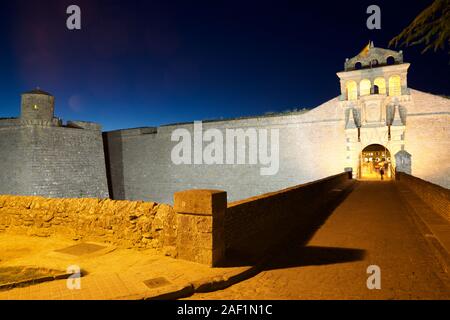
[
  {"x1": 346, "y1": 81, "x2": 357, "y2": 101},
  {"x1": 374, "y1": 78, "x2": 386, "y2": 95},
  {"x1": 389, "y1": 75, "x2": 401, "y2": 96},
  {"x1": 360, "y1": 79, "x2": 371, "y2": 96}
]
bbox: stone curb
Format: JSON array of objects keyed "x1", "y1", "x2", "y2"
[
  {"x1": 113, "y1": 265, "x2": 260, "y2": 300},
  {"x1": 189, "y1": 266, "x2": 260, "y2": 294},
  {"x1": 0, "y1": 272, "x2": 73, "y2": 292}
]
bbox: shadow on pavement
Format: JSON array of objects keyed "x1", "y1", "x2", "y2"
[
  {"x1": 221, "y1": 181, "x2": 359, "y2": 268},
  {"x1": 264, "y1": 246, "x2": 366, "y2": 271}
]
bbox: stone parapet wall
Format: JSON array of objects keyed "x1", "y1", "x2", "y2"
[
  {"x1": 0, "y1": 118, "x2": 20, "y2": 127},
  {"x1": 172, "y1": 172, "x2": 353, "y2": 266},
  {"x1": 0, "y1": 195, "x2": 177, "y2": 255},
  {"x1": 66, "y1": 121, "x2": 102, "y2": 131},
  {"x1": 396, "y1": 172, "x2": 450, "y2": 221},
  {"x1": 225, "y1": 172, "x2": 353, "y2": 260}
]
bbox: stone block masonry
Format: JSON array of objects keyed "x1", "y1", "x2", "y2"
[
  {"x1": 0, "y1": 125, "x2": 109, "y2": 199},
  {"x1": 225, "y1": 172, "x2": 353, "y2": 261},
  {"x1": 102, "y1": 89, "x2": 450, "y2": 205},
  {"x1": 103, "y1": 103, "x2": 348, "y2": 204},
  {"x1": 172, "y1": 172, "x2": 353, "y2": 266},
  {"x1": 396, "y1": 172, "x2": 450, "y2": 222},
  {"x1": 0, "y1": 172, "x2": 353, "y2": 267},
  {"x1": 174, "y1": 190, "x2": 226, "y2": 267},
  {"x1": 0, "y1": 195, "x2": 177, "y2": 254}
]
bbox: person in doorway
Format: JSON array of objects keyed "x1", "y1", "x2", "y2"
[{"x1": 380, "y1": 167, "x2": 385, "y2": 180}]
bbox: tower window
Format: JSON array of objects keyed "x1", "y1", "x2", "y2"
[
  {"x1": 374, "y1": 78, "x2": 386, "y2": 95},
  {"x1": 360, "y1": 79, "x2": 371, "y2": 96},
  {"x1": 389, "y1": 75, "x2": 401, "y2": 96},
  {"x1": 387, "y1": 56, "x2": 395, "y2": 65},
  {"x1": 33, "y1": 104, "x2": 39, "y2": 110},
  {"x1": 346, "y1": 81, "x2": 357, "y2": 101},
  {"x1": 373, "y1": 85, "x2": 379, "y2": 94},
  {"x1": 355, "y1": 62, "x2": 362, "y2": 70}
]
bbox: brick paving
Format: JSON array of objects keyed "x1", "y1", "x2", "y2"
[
  {"x1": 1, "y1": 181, "x2": 449, "y2": 300},
  {"x1": 0, "y1": 236, "x2": 249, "y2": 300},
  {"x1": 189, "y1": 181, "x2": 450, "y2": 300}
]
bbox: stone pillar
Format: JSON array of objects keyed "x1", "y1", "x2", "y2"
[
  {"x1": 174, "y1": 189, "x2": 227, "y2": 267},
  {"x1": 392, "y1": 105, "x2": 403, "y2": 126}
]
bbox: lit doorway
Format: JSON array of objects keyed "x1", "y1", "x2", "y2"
[{"x1": 360, "y1": 144, "x2": 392, "y2": 180}]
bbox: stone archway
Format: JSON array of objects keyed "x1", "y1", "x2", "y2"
[{"x1": 359, "y1": 144, "x2": 392, "y2": 180}]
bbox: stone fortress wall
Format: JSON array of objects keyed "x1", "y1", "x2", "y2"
[
  {"x1": 103, "y1": 98, "x2": 348, "y2": 204},
  {"x1": 0, "y1": 46, "x2": 449, "y2": 205},
  {"x1": 0, "y1": 89, "x2": 109, "y2": 199},
  {"x1": 102, "y1": 45, "x2": 449, "y2": 204},
  {"x1": 103, "y1": 88, "x2": 450, "y2": 204},
  {"x1": 402, "y1": 90, "x2": 450, "y2": 188}
]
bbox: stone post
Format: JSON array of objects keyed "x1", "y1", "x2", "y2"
[{"x1": 174, "y1": 189, "x2": 227, "y2": 267}]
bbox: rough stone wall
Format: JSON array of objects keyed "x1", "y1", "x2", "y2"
[
  {"x1": 0, "y1": 125, "x2": 110, "y2": 199},
  {"x1": 0, "y1": 195, "x2": 177, "y2": 254},
  {"x1": 103, "y1": 97, "x2": 348, "y2": 204},
  {"x1": 396, "y1": 172, "x2": 450, "y2": 222},
  {"x1": 224, "y1": 172, "x2": 352, "y2": 260}
]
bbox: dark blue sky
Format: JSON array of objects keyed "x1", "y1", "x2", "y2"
[{"x1": 0, "y1": 0, "x2": 448, "y2": 131}]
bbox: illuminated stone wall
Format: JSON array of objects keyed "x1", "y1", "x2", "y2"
[
  {"x1": 403, "y1": 90, "x2": 450, "y2": 188},
  {"x1": 225, "y1": 172, "x2": 353, "y2": 261},
  {"x1": 104, "y1": 89, "x2": 449, "y2": 205},
  {"x1": 0, "y1": 195, "x2": 177, "y2": 254},
  {"x1": 103, "y1": 97, "x2": 348, "y2": 204}
]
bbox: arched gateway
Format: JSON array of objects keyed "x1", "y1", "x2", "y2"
[
  {"x1": 360, "y1": 144, "x2": 392, "y2": 180},
  {"x1": 339, "y1": 42, "x2": 408, "y2": 181}
]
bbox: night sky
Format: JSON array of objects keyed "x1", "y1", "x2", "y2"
[{"x1": 0, "y1": 0, "x2": 448, "y2": 131}]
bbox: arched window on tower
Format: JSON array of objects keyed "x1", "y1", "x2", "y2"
[
  {"x1": 389, "y1": 75, "x2": 401, "y2": 96},
  {"x1": 374, "y1": 78, "x2": 386, "y2": 95},
  {"x1": 360, "y1": 79, "x2": 371, "y2": 96},
  {"x1": 387, "y1": 56, "x2": 396, "y2": 65},
  {"x1": 346, "y1": 81, "x2": 357, "y2": 101},
  {"x1": 355, "y1": 62, "x2": 362, "y2": 70},
  {"x1": 373, "y1": 85, "x2": 379, "y2": 94}
]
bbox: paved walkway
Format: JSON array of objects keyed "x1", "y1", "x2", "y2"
[
  {"x1": 0, "y1": 235, "x2": 250, "y2": 300},
  {"x1": 189, "y1": 181, "x2": 450, "y2": 300}
]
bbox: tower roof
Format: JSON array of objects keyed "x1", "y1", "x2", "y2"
[
  {"x1": 344, "y1": 42, "x2": 404, "y2": 71},
  {"x1": 23, "y1": 88, "x2": 52, "y2": 96}
]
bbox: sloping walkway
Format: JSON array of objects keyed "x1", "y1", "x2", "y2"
[{"x1": 189, "y1": 181, "x2": 450, "y2": 299}]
